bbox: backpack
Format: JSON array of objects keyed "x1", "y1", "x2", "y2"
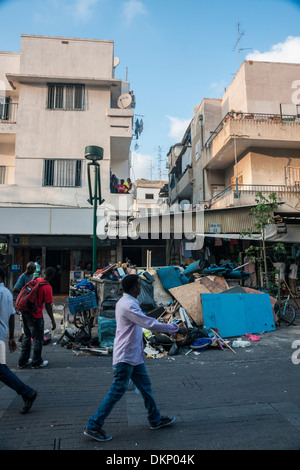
[{"x1": 15, "y1": 279, "x2": 49, "y2": 314}]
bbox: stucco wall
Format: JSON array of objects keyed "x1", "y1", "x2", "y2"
[{"x1": 20, "y1": 35, "x2": 114, "y2": 80}]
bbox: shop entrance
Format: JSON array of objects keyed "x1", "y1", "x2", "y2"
[{"x1": 46, "y1": 249, "x2": 70, "y2": 295}]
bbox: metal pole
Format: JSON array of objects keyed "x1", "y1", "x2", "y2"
[
  {"x1": 234, "y1": 135, "x2": 238, "y2": 196},
  {"x1": 92, "y1": 164, "x2": 98, "y2": 274}
]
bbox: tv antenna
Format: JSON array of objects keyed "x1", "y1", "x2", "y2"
[{"x1": 233, "y1": 22, "x2": 252, "y2": 66}]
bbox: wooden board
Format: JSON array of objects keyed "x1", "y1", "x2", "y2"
[
  {"x1": 207, "y1": 275, "x2": 229, "y2": 291},
  {"x1": 198, "y1": 276, "x2": 224, "y2": 293},
  {"x1": 169, "y1": 282, "x2": 211, "y2": 325}
]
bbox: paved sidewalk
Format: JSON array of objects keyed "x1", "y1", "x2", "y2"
[{"x1": 1, "y1": 308, "x2": 300, "y2": 452}]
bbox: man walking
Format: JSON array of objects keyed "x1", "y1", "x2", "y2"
[
  {"x1": 18, "y1": 267, "x2": 56, "y2": 369},
  {"x1": 84, "y1": 274, "x2": 187, "y2": 442},
  {"x1": 0, "y1": 268, "x2": 37, "y2": 414}
]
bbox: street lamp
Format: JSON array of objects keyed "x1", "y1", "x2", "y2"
[{"x1": 85, "y1": 145, "x2": 105, "y2": 274}]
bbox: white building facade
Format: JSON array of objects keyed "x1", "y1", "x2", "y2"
[{"x1": 0, "y1": 35, "x2": 135, "y2": 292}]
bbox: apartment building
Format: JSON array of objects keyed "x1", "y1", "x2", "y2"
[
  {"x1": 0, "y1": 34, "x2": 135, "y2": 292},
  {"x1": 121, "y1": 179, "x2": 168, "y2": 267},
  {"x1": 168, "y1": 61, "x2": 300, "y2": 265}
]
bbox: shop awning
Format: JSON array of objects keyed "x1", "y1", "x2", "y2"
[{"x1": 196, "y1": 224, "x2": 300, "y2": 243}]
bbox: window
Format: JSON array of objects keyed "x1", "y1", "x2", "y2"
[
  {"x1": 145, "y1": 193, "x2": 154, "y2": 199},
  {"x1": 43, "y1": 159, "x2": 82, "y2": 187},
  {"x1": 0, "y1": 166, "x2": 6, "y2": 184},
  {"x1": 47, "y1": 84, "x2": 85, "y2": 110},
  {"x1": 286, "y1": 166, "x2": 300, "y2": 186}
]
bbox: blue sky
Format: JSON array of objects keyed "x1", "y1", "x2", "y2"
[{"x1": 1, "y1": 0, "x2": 300, "y2": 180}]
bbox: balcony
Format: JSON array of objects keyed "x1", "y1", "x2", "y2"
[
  {"x1": 0, "y1": 102, "x2": 18, "y2": 132},
  {"x1": 203, "y1": 112, "x2": 300, "y2": 170},
  {"x1": 170, "y1": 167, "x2": 193, "y2": 203},
  {"x1": 209, "y1": 183, "x2": 300, "y2": 213}
]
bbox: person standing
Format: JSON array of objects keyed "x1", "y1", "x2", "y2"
[
  {"x1": 272, "y1": 259, "x2": 286, "y2": 285},
  {"x1": 0, "y1": 268, "x2": 37, "y2": 414},
  {"x1": 13, "y1": 262, "x2": 36, "y2": 298},
  {"x1": 13, "y1": 262, "x2": 36, "y2": 343},
  {"x1": 288, "y1": 259, "x2": 298, "y2": 296},
  {"x1": 84, "y1": 274, "x2": 187, "y2": 442},
  {"x1": 18, "y1": 267, "x2": 56, "y2": 369},
  {"x1": 33, "y1": 256, "x2": 43, "y2": 279}
]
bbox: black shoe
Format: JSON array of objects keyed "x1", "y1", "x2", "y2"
[
  {"x1": 150, "y1": 416, "x2": 175, "y2": 430},
  {"x1": 83, "y1": 427, "x2": 112, "y2": 442},
  {"x1": 18, "y1": 359, "x2": 33, "y2": 369},
  {"x1": 20, "y1": 391, "x2": 37, "y2": 414}
]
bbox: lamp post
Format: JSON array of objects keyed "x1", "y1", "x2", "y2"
[{"x1": 84, "y1": 145, "x2": 105, "y2": 274}]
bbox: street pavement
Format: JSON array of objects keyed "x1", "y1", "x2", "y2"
[{"x1": 1, "y1": 299, "x2": 300, "y2": 456}]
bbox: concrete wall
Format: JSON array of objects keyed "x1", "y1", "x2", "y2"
[
  {"x1": 188, "y1": 61, "x2": 300, "y2": 204},
  {"x1": 0, "y1": 35, "x2": 133, "y2": 212},
  {"x1": 20, "y1": 35, "x2": 114, "y2": 79}
]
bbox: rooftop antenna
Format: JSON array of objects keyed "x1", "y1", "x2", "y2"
[
  {"x1": 154, "y1": 146, "x2": 168, "y2": 181},
  {"x1": 233, "y1": 22, "x2": 252, "y2": 67}
]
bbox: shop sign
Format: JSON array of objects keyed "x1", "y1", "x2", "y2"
[{"x1": 209, "y1": 223, "x2": 221, "y2": 233}]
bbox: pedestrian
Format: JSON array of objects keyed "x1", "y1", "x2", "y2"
[
  {"x1": 13, "y1": 261, "x2": 36, "y2": 342},
  {"x1": 13, "y1": 262, "x2": 36, "y2": 298},
  {"x1": 18, "y1": 267, "x2": 56, "y2": 369},
  {"x1": 272, "y1": 258, "x2": 286, "y2": 285},
  {"x1": 0, "y1": 268, "x2": 37, "y2": 414},
  {"x1": 288, "y1": 259, "x2": 298, "y2": 296},
  {"x1": 33, "y1": 256, "x2": 43, "y2": 279},
  {"x1": 84, "y1": 274, "x2": 187, "y2": 442}
]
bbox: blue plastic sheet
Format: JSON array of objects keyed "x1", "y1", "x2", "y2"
[{"x1": 98, "y1": 316, "x2": 116, "y2": 347}]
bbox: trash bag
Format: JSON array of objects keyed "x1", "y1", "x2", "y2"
[
  {"x1": 137, "y1": 278, "x2": 156, "y2": 312},
  {"x1": 178, "y1": 327, "x2": 209, "y2": 346}
]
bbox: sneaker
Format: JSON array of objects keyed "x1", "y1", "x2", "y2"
[
  {"x1": 83, "y1": 427, "x2": 112, "y2": 442},
  {"x1": 18, "y1": 359, "x2": 33, "y2": 369},
  {"x1": 150, "y1": 416, "x2": 176, "y2": 430},
  {"x1": 20, "y1": 391, "x2": 37, "y2": 414},
  {"x1": 32, "y1": 360, "x2": 48, "y2": 369}
]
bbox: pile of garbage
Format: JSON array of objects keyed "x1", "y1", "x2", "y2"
[
  {"x1": 61, "y1": 253, "x2": 280, "y2": 358},
  {"x1": 92, "y1": 253, "x2": 280, "y2": 358}
]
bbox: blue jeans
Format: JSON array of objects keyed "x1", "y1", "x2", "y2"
[
  {"x1": 0, "y1": 363, "x2": 35, "y2": 398},
  {"x1": 87, "y1": 362, "x2": 161, "y2": 430},
  {"x1": 19, "y1": 313, "x2": 44, "y2": 368}
]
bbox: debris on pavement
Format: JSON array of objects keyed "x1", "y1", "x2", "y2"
[{"x1": 59, "y1": 255, "x2": 295, "y2": 359}]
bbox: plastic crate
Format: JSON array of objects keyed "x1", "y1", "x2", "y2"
[{"x1": 67, "y1": 292, "x2": 97, "y2": 314}]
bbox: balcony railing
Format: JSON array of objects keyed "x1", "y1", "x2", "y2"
[
  {"x1": 205, "y1": 112, "x2": 300, "y2": 148},
  {"x1": 0, "y1": 102, "x2": 18, "y2": 124},
  {"x1": 210, "y1": 183, "x2": 300, "y2": 206}
]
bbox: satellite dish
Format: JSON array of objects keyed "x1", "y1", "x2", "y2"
[
  {"x1": 117, "y1": 93, "x2": 132, "y2": 109},
  {"x1": 114, "y1": 57, "x2": 120, "y2": 68}
]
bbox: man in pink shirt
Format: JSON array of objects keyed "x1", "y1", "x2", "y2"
[{"x1": 84, "y1": 274, "x2": 187, "y2": 442}]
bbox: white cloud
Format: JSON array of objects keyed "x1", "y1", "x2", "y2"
[
  {"x1": 56, "y1": 0, "x2": 102, "y2": 22},
  {"x1": 246, "y1": 36, "x2": 300, "y2": 63},
  {"x1": 167, "y1": 115, "x2": 190, "y2": 142},
  {"x1": 122, "y1": 0, "x2": 146, "y2": 26},
  {"x1": 130, "y1": 151, "x2": 156, "y2": 180}
]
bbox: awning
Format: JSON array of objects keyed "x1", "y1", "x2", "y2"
[{"x1": 197, "y1": 224, "x2": 300, "y2": 244}]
